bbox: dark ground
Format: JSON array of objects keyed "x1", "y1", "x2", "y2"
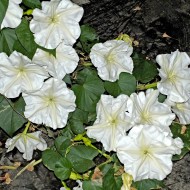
[{"x1": 1, "y1": 0, "x2": 190, "y2": 189}]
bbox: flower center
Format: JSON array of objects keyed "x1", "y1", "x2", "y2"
[
  {"x1": 141, "y1": 147, "x2": 152, "y2": 158},
  {"x1": 106, "y1": 53, "x2": 116, "y2": 64},
  {"x1": 108, "y1": 117, "x2": 118, "y2": 126},
  {"x1": 46, "y1": 96, "x2": 56, "y2": 106},
  {"x1": 167, "y1": 70, "x2": 177, "y2": 83},
  {"x1": 176, "y1": 103, "x2": 185, "y2": 111},
  {"x1": 140, "y1": 111, "x2": 152, "y2": 124},
  {"x1": 49, "y1": 15, "x2": 59, "y2": 24},
  {"x1": 17, "y1": 66, "x2": 26, "y2": 76}
]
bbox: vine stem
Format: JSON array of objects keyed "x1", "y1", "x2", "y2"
[
  {"x1": 14, "y1": 159, "x2": 42, "y2": 179},
  {"x1": 23, "y1": 121, "x2": 31, "y2": 135},
  {"x1": 137, "y1": 82, "x2": 158, "y2": 90}
]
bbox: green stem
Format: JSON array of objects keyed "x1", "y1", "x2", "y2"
[
  {"x1": 14, "y1": 158, "x2": 42, "y2": 179},
  {"x1": 82, "y1": 137, "x2": 111, "y2": 160},
  {"x1": 23, "y1": 121, "x2": 31, "y2": 135},
  {"x1": 98, "y1": 157, "x2": 112, "y2": 168},
  {"x1": 33, "y1": 158, "x2": 42, "y2": 166},
  {"x1": 83, "y1": 62, "x2": 92, "y2": 67},
  {"x1": 23, "y1": 9, "x2": 33, "y2": 15},
  {"x1": 90, "y1": 144, "x2": 111, "y2": 160},
  {"x1": 137, "y1": 82, "x2": 158, "y2": 90},
  {"x1": 69, "y1": 171, "x2": 83, "y2": 180},
  {"x1": 0, "y1": 165, "x2": 18, "y2": 170}
]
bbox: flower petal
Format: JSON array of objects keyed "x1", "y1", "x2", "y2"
[
  {"x1": 116, "y1": 125, "x2": 183, "y2": 181},
  {"x1": 86, "y1": 94, "x2": 130, "y2": 151},
  {"x1": 156, "y1": 50, "x2": 190, "y2": 102},
  {"x1": 5, "y1": 131, "x2": 47, "y2": 161},
  {"x1": 30, "y1": 0, "x2": 84, "y2": 48},
  {"x1": 90, "y1": 40, "x2": 133, "y2": 82},
  {"x1": 0, "y1": 51, "x2": 49, "y2": 98},
  {"x1": 1, "y1": 0, "x2": 23, "y2": 29},
  {"x1": 32, "y1": 42, "x2": 79, "y2": 79},
  {"x1": 127, "y1": 89, "x2": 175, "y2": 133},
  {"x1": 23, "y1": 78, "x2": 76, "y2": 129}
]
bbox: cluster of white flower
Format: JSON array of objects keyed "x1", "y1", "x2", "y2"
[
  {"x1": 1, "y1": 0, "x2": 188, "y2": 186},
  {"x1": 87, "y1": 47, "x2": 190, "y2": 181},
  {"x1": 2, "y1": 0, "x2": 83, "y2": 160}
]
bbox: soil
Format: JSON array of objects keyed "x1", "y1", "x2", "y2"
[{"x1": 1, "y1": 0, "x2": 190, "y2": 189}]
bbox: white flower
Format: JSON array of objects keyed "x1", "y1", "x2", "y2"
[
  {"x1": 0, "y1": 51, "x2": 49, "y2": 98},
  {"x1": 30, "y1": 0, "x2": 84, "y2": 49},
  {"x1": 116, "y1": 125, "x2": 183, "y2": 181},
  {"x1": 157, "y1": 50, "x2": 190, "y2": 102},
  {"x1": 23, "y1": 78, "x2": 76, "y2": 130},
  {"x1": 127, "y1": 89, "x2": 175, "y2": 133},
  {"x1": 90, "y1": 40, "x2": 133, "y2": 82},
  {"x1": 5, "y1": 131, "x2": 47, "y2": 161},
  {"x1": 86, "y1": 94, "x2": 131, "y2": 152},
  {"x1": 32, "y1": 42, "x2": 79, "y2": 79},
  {"x1": 164, "y1": 98, "x2": 190, "y2": 125},
  {"x1": 1, "y1": 0, "x2": 23, "y2": 29}
]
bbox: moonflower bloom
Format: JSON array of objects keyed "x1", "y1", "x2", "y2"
[
  {"x1": 165, "y1": 99, "x2": 190, "y2": 125},
  {"x1": 32, "y1": 42, "x2": 79, "y2": 79},
  {"x1": 30, "y1": 0, "x2": 84, "y2": 49},
  {"x1": 0, "y1": 51, "x2": 49, "y2": 98},
  {"x1": 116, "y1": 125, "x2": 183, "y2": 181},
  {"x1": 127, "y1": 89, "x2": 175, "y2": 133},
  {"x1": 5, "y1": 131, "x2": 47, "y2": 161},
  {"x1": 90, "y1": 40, "x2": 133, "y2": 82},
  {"x1": 157, "y1": 50, "x2": 190, "y2": 102},
  {"x1": 23, "y1": 78, "x2": 76, "y2": 130},
  {"x1": 1, "y1": 0, "x2": 23, "y2": 29},
  {"x1": 86, "y1": 94, "x2": 131, "y2": 152}
]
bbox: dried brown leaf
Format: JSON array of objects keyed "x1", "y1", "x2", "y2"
[
  {"x1": 162, "y1": 32, "x2": 171, "y2": 38},
  {"x1": 181, "y1": 125, "x2": 187, "y2": 134},
  {"x1": 133, "y1": 6, "x2": 141, "y2": 11}
]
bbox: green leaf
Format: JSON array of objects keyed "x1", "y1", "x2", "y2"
[
  {"x1": 63, "y1": 74, "x2": 72, "y2": 85},
  {"x1": 60, "y1": 125, "x2": 75, "y2": 139},
  {"x1": 104, "y1": 81, "x2": 121, "y2": 97},
  {"x1": 42, "y1": 149, "x2": 62, "y2": 171},
  {"x1": 171, "y1": 123, "x2": 190, "y2": 160},
  {"x1": 132, "y1": 53, "x2": 158, "y2": 83},
  {"x1": 69, "y1": 108, "x2": 88, "y2": 134},
  {"x1": 79, "y1": 24, "x2": 99, "y2": 53},
  {"x1": 158, "y1": 93, "x2": 167, "y2": 103},
  {"x1": 22, "y1": 0, "x2": 41, "y2": 9},
  {"x1": 0, "y1": 28, "x2": 17, "y2": 55},
  {"x1": 83, "y1": 181, "x2": 103, "y2": 190},
  {"x1": 132, "y1": 179, "x2": 165, "y2": 190},
  {"x1": 72, "y1": 68, "x2": 105, "y2": 112},
  {"x1": 54, "y1": 157, "x2": 72, "y2": 180},
  {"x1": 0, "y1": 0, "x2": 9, "y2": 27},
  {"x1": 102, "y1": 168, "x2": 122, "y2": 190},
  {"x1": 104, "y1": 73, "x2": 136, "y2": 97},
  {"x1": 66, "y1": 145, "x2": 99, "y2": 173},
  {"x1": 55, "y1": 136, "x2": 71, "y2": 156},
  {"x1": 15, "y1": 19, "x2": 38, "y2": 59},
  {"x1": 0, "y1": 96, "x2": 26, "y2": 136},
  {"x1": 118, "y1": 73, "x2": 137, "y2": 95}
]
